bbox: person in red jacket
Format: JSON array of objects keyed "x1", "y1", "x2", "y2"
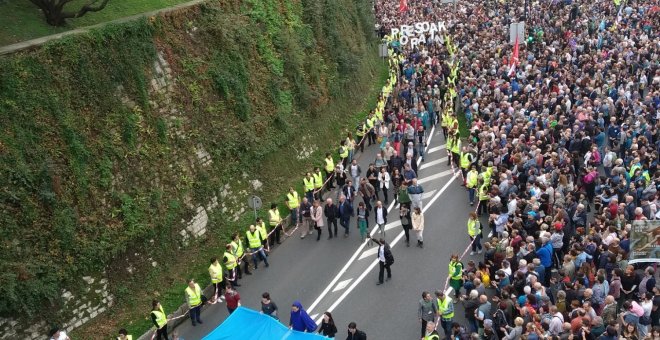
[{"x1": 224, "y1": 284, "x2": 241, "y2": 314}]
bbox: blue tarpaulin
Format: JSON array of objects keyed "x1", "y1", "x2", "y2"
[{"x1": 202, "y1": 307, "x2": 329, "y2": 340}]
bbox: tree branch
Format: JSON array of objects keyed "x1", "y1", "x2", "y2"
[{"x1": 60, "y1": 0, "x2": 111, "y2": 19}]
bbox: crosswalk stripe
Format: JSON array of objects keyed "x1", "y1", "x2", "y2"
[
  {"x1": 419, "y1": 157, "x2": 448, "y2": 170},
  {"x1": 418, "y1": 169, "x2": 454, "y2": 184},
  {"x1": 427, "y1": 145, "x2": 446, "y2": 154},
  {"x1": 358, "y1": 247, "x2": 379, "y2": 260},
  {"x1": 332, "y1": 279, "x2": 354, "y2": 292}
]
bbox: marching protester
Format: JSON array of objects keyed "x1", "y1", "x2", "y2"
[{"x1": 184, "y1": 279, "x2": 203, "y2": 326}]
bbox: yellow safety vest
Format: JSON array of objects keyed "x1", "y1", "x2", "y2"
[
  {"x1": 209, "y1": 262, "x2": 223, "y2": 284},
  {"x1": 256, "y1": 221, "x2": 268, "y2": 240},
  {"x1": 287, "y1": 192, "x2": 299, "y2": 209},
  {"x1": 460, "y1": 152, "x2": 472, "y2": 169},
  {"x1": 185, "y1": 283, "x2": 202, "y2": 307},
  {"x1": 313, "y1": 171, "x2": 323, "y2": 189},
  {"x1": 451, "y1": 138, "x2": 460, "y2": 154},
  {"x1": 466, "y1": 170, "x2": 478, "y2": 188},
  {"x1": 224, "y1": 251, "x2": 237, "y2": 269},
  {"x1": 231, "y1": 240, "x2": 244, "y2": 258},
  {"x1": 303, "y1": 177, "x2": 314, "y2": 192},
  {"x1": 356, "y1": 124, "x2": 366, "y2": 137},
  {"x1": 151, "y1": 306, "x2": 167, "y2": 328},
  {"x1": 467, "y1": 219, "x2": 480, "y2": 237},
  {"x1": 117, "y1": 336, "x2": 133, "y2": 340},
  {"x1": 339, "y1": 146, "x2": 349, "y2": 159},
  {"x1": 449, "y1": 261, "x2": 462, "y2": 280},
  {"x1": 324, "y1": 157, "x2": 334, "y2": 172},
  {"x1": 246, "y1": 230, "x2": 262, "y2": 249},
  {"x1": 437, "y1": 297, "x2": 454, "y2": 319},
  {"x1": 268, "y1": 209, "x2": 281, "y2": 226},
  {"x1": 482, "y1": 166, "x2": 493, "y2": 184},
  {"x1": 424, "y1": 335, "x2": 440, "y2": 340},
  {"x1": 479, "y1": 184, "x2": 489, "y2": 201}
]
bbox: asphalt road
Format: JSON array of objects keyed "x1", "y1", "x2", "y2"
[{"x1": 174, "y1": 127, "x2": 478, "y2": 340}]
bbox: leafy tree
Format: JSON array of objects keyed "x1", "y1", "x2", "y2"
[{"x1": 29, "y1": 0, "x2": 111, "y2": 26}]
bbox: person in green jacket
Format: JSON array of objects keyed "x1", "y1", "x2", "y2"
[{"x1": 398, "y1": 182, "x2": 412, "y2": 209}]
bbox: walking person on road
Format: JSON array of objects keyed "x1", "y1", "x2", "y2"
[
  {"x1": 318, "y1": 311, "x2": 338, "y2": 338},
  {"x1": 346, "y1": 322, "x2": 367, "y2": 340},
  {"x1": 338, "y1": 194, "x2": 353, "y2": 237},
  {"x1": 408, "y1": 178, "x2": 424, "y2": 210},
  {"x1": 184, "y1": 279, "x2": 203, "y2": 326},
  {"x1": 348, "y1": 159, "x2": 362, "y2": 191},
  {"x1": 260, "y1": 292, "x2": 279, "y2": 320},
  {"x1": 398, "y1": 182, "x2": 412, "y2": 208},
  {"x1": 418, "y1": 291, "x2": 439, "y2": 340},
  {"x1": 311, "y1": 199, "x2": 324, "y2": 241},
  {"x1": 358, "y1": 177, "x2": 376, "y2": 212},
  {"x1": 400, "y1": 204, "x2": 412, "y2": 247},
  {"x1": 324, "y1": 198, "x2": 339, "y2": 239},
  {"x1": 356, "y1": 201, "x2": 369, "y2": 242},
  {"x1": 290, "y1": 301, "x2": 317, "y2": 333},
  {"x1": 373, "y1": 200, "x2": 387, "y2": 236},
  {"x1": 378, "y1": 167, "x2": 391, "y2": 204},
  {"x1": 392, "y1": 167, "x2": 403, "y2": 203},
  {"x1": 448, "y1": 254, "x2": 464, "y2": 299},
  {"x1": 299, "y1": 197, "x2": 313, "y2": 239},
  {"x1": 372, "y1": 237, "x2": 393, "y2": 285},
  {"x1": 467, "y1": 212, "x2": 482, "y2": 255},
  {"x1": 412, "y1": 206, "x2": 425, "y2": 248}
]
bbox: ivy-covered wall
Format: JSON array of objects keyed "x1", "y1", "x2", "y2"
[{"x1": 0, "y1": 0, "x2": 380, "y2": 335}]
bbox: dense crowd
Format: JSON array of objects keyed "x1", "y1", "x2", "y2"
[{"x1": 375, "y1": 0, "x2": 660, "y2": 339}]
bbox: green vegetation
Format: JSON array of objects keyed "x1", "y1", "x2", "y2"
[
  {"x1": 0, "y1": 0, "x2": 383, "y2": 337},
  {"x1": 0, "y1": 0, "x2": 191, "y2": 46}
]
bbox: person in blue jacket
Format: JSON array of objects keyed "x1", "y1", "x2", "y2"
[
  {"x1": 535, "y1": 237, "x2": 553, "y2": 286},
  {"x1": 290, "y1": 301, "x2": 317, "y2": 333}
]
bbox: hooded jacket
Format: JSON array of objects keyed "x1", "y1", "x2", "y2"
[{"x1": 290, "y1": 301, "x2": 317, "y2": 333}]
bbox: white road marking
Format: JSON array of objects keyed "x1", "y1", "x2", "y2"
[
  {"x1": 318, "y1": 175, "x2": 457, "y2": 323},
  {"x1": 422, "y1": 190, "x2": 437, "y2": 199},
  {"x1": 418, "y1": 169, "x2": 453, "y2": 184},
  {"x1": 384, "y1": 221, "x2": 401, "y2": 231},
  {"x1": 309, "y1": 313, "x2": 318, "y2": 320},
  {"x1": 332, "y1": 279, "x2": 353, "y2": 293},
  {"x1": 427, "y1": 145, "x2": 446, "y2": 154},
  {"x1": 419, "y1": 157, "x2": 448, "y2": 170},
  {"x1": 307, "y1": 126, "x2": 438, "y2": 314},
  {"x1": 358, "y1": 246, "x2": 379, "y2": 260}
]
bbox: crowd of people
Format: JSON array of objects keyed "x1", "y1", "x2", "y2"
[
  {"x1": 375, "y1": 0, "x2": 660, "y2": 338},
  {"x1": 49, "y1": 0, "x2": 659, "y2": 338}
]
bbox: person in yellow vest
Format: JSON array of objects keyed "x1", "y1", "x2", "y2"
[
  {"x1": 459, "y1": 146, "x2": 474, "y2": 186},
  {"x1": 268, "y1": 203, "x2": 282, "y2": 245},
  {"x1": 231, "y1": 232, "x2": 251, "y2": 277},
  {"x1": 445, "y1": 133, "x2": 454, "y2": 167},
  {"x1": 467, "y1": 212, "x2": 483, "y2": 255},
  {"x1": 339, "y1": 140, "x2": 349, "y2": 169},
  {"x1": 423, "y1": 321, "x2": 440, "y2": 340},
  {"x1": 466, "y1": 165, "x2": 479, "y2": 206},
  {"x1": 185, "y1": 279, "x2": 203, "y2": 326},
  {"x1": 355, "y1": 122, "x2": 367, "y2": 153},
  {"x1": 303, "y1": 172, "x2": 315, "y2": 203},
  {"x1": 434, "y1": 291, "x2": 454, "y2": 338},
  {"x1": 448, "y1": 254, "x2": 463, "y2": 299},
  {"x1": 324, "y1": 153, "x2": 335, "y2": 189},
  {"x1": 440, "y1": 110, "x2": 450, "y2": 139},
  {"x1": 255, "y1": 217, "x2": 269, "y2": 250},
  {"x1": 286, "y1": 187, "x2": 300, "y2": 227},
  {"x1": 223, "y1": 243, "x2": 240, "y2": 287},
  {"x1": 245, "y1": 224, "x2": 269, "y2": 270},
  {"x1": 450, "y1": 131, "x2": 461, "y2": 170},
  {"x1": 477, "y1": 179, "x2": 490, "y2": 216},
  {"x1": 150, "y1": 299, "x2": 168, "y2": 340},
  {"x1": 208, "y1": 257, "x2": 224, "y2": 303},
  {"x1": 117, "y1": 329, "x2": 132, "y2": 340},
  {"x1": 313, "y1": 167, "x2": 324, "y2": 200},
  {"x1": 366, "y1": 114, "x2": 377, "y2": 146}
]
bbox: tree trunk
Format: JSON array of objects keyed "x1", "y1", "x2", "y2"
[{"x1": 30, "y1": 0, "x2": 111, "y2": 27}]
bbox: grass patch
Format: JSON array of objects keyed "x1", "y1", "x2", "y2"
[{"x1": 0, "y1": 0, "x2": 191, "y2": 46}]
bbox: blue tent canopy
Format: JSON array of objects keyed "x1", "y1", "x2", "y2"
[{"x1": 203, "y1": 307, "x2": 329, "y2": 340}]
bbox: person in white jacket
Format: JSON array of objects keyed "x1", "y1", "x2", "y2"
[
  {"x1": 412, "y1": 207, "x2": 425, "y2": 248},
  {"x1": 378, "y1": 167, "x2": 391, "y2": 205}
]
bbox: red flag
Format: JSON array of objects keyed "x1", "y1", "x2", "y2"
[
  {"x1": 399, "y1": 0, "x2": 408, "y2": 12},
  {"x1": 508, "y1": 35, "x2": 519, "y2": 77}
]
